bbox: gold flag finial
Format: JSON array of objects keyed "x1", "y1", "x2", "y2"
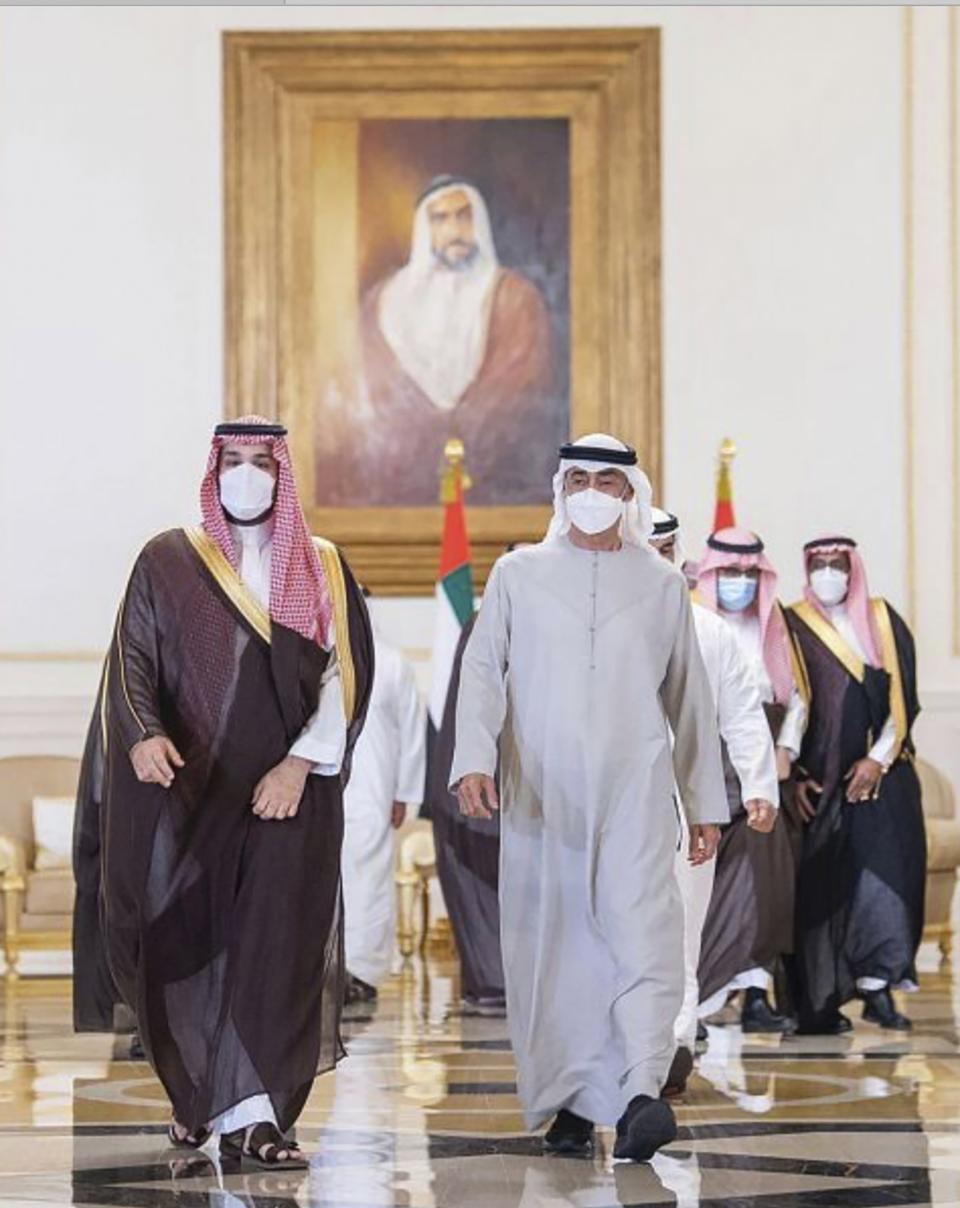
[
  {"x1": 440, "y1": 438, "x2": 472, "y2": 503},
  {"x1": 714, "y1": 437, "x2": 737, "y2": 529}
]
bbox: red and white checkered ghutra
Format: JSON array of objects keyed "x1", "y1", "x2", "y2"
[{"x1": 199, "y1": 415, "x2": 334, "y2": 648}]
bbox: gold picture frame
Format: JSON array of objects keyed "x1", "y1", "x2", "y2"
[{"x1": 224, "y1": 28, "x2": 661, "y2": 594}]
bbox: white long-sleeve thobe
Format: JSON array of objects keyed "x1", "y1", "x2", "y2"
[
  {"x1": 211, "y1": 521, "x2": 347, "y2": 1135},
  {"x1": 698, "y1": 605, "x2": 806, "y2": 1013},
  {"x1": 823, "y1": 603, "x2": 898, "y2": 767},
  {"x1": 230, "y1": 520, "x2": 347, "y2": 775},
  {"x1": 450, "y1": 540, "x2": 728, "y2": 1127},
  {"x1": 342, "y1": 638, "x2": 426, "y2": 987},
  {"x1": 674, "y1": 604, "x2": 778, "y2": 1049},
  {"x1": 721, "y1": 609, "x2": 806, "y2": 758}
]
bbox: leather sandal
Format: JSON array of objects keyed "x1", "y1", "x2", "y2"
[
  {"x1": 220, "y1": 1122, "x2": 308, "y2": 1170},
  {"x1": 167, "y1": 1121, "x2": 212, "y2": 1150}
]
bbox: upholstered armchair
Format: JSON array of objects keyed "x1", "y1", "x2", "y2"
[
  {"x1": 0, "y1": 755, "x2": 80, "y2": 979},
  {"x1": 918, "y1": 757, "x2": 960, "y2": 960}
]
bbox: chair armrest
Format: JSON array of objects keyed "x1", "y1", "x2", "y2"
[
  {"x1": 0, "y1": 833, "x2": 27, "y2": 891},
  {"x1": 397, "y1": 828, "x2": 436, "y2": 876}
]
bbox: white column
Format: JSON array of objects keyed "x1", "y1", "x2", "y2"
[{"x1": 908, "y1": 8, "x2": 960, "y2": 793}]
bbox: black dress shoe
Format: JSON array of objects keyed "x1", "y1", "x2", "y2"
[
  {"x1": 862, "y1": 987, "x2": 912, "y2": 1031},
  {"x1": 661, "y1": 1045, "x2": 694, "y2": 1098},
  {"x1": 741, "y1": 988, "x2": 796, "y2": 1034},
  {"x1": 613, "y1": 1095, "x2": 677, "y2": 1162},
  {"x1": 461, "y1": 994, "x2": 507, "y2": 1018},
  {"x1": 344, "y1": 975, "x2": 378, "y2": 1005},
  {"x1": 795, "y1": 1010, "x2": 853, "y2": 1036},
  {"x1": 543, "y1": 1109, "x2": 595, "y2": 1156}
]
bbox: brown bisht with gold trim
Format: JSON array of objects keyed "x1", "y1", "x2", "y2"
[
  {"x1": 785, "y1": 596, "x2": 925, "y2": 1025},
  {"x1": 73, "y1": 526, "x2": 372, "y2": 1133}
]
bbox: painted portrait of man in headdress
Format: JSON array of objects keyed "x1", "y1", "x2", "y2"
[{"x1": 314, "y1": 119, "x2": 570, "y2": 508}]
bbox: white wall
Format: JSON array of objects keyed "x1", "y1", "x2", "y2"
[{"x1": 0, "y1": 6, "x2": 916, "y2": 756}]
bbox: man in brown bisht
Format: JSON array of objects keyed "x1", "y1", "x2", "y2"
[
  {"x1": 693, "y1": 528, "x2": 807, "y2": 1034},
  {"x1": 72, "y1": 416, "x2": 373, "y2": 1168},
  {"x1": 428, "y1": 611, "x2": 506, "y2": 1016}
]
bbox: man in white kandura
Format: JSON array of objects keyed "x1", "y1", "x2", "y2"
[
  {"x1": 649, "y1": 509, "x2": 779, "y2": 1097},
  {"x1": 342, "y1": 614, "x2": 426, "y2": 1005},
  {"x1": 450, "y1": 435, "x2": 728, "y2": 1163}
]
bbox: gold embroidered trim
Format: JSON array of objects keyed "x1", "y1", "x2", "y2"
[
  {"x1": 116, "y1": 592, "x2": 147, "y2": 736},
  {"x1": 183, "y1": 527, "x2": 271, "y2": 644},
  {"x1": 872, "y1": 598, "x2": 908, "y2": 758},
  {"x1": 778, "y1": 602, "x2": 811, "y2": 708},
  {"x1": 314, "y1": 537, "x2": 357, "y2": 722},
  {"x1": 789, "y1": 600, "x2": 866, "y2": 684},
  {"x1": 100, "y1": 654, "x2": 110, "y2": 752}
]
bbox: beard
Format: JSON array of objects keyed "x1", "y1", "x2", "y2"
[{"x1": 432, "y1": 241, "x2": 479, "y2": 272}]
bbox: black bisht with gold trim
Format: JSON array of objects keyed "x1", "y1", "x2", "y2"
[
  {"x1": 72, "y1": 526, "x2": 373, "y2": 1134},
  {"x1": 784, "y1": 597, "x2": 926, "y2": 1024}
]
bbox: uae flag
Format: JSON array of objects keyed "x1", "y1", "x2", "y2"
[{"x1": 428, "y1": 446, "x2": 475, "y2": 735}]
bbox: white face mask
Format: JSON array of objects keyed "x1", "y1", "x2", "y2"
[
  {"x1": 810, "y1": 566, "x2": 849, "y2": 607},
  {"x1": 565, "y1": 487, "x2": 626, "y2": 536},
  {"x1": 219, "y1": 463, "x2": 276, "y2": 522}
]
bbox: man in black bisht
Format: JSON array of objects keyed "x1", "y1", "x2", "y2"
[
  {"x1": 786, "y1": 535, "x2": 925, "y2": 1034},
  {"x1": 72, "y1": 416, "x2": 373, "y2": 1167}
]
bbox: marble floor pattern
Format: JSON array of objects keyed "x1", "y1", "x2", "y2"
[{"x1": 3, "y1": 954, "x2": 960, "y2": 1207}]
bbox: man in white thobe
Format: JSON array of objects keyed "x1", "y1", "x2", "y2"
[
  {"x1": 342, "y1": 628, "x2": 426, "y2": 1002},
  {"x1": 649, "y1": 510, "x2": 779, "y2": 1096},
  {"x1": 450, "y1": 435, "x2": 728, "y2": 1163}
]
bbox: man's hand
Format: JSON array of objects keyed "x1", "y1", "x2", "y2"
[
  {"x1": 456, "y1": 773, "x2": 499, "y2": 820},
  {"x1": 795, "y1": 777, "x2": 822, "y2": 822},
  {"x1": 130, "y1": 736, "x2": 184, "y2": 788},
  {"x1": 391, "y1": 802, "x2": 407, "y2": 830},
  {"x1": 252, "y1": 755, "x2": 311, "y2": 821},
  {"x1": 845, "y1": 757, "x2": 884, "y2": 804},
  {"x1": 688, "y1": 824, "x2": 721, "y2": 866},
  {"x1": 774, "y1": 745, "x2": 793, "y2": 783},
  {"x1": 745, "y1": 799, "x2": 777, "y2": 833}
]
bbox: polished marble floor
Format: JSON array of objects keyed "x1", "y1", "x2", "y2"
[{"x1": 4, "y1": 954, "x2": 960, "y2": 1207}]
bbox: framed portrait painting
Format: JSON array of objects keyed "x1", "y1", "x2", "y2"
[{"x1": 224, "y1": 28, "x2": 661, "y2": 593}]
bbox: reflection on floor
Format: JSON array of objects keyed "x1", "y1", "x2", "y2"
[{"x1": 3, "y1": 954, "x2": 960, "y2": 1206}]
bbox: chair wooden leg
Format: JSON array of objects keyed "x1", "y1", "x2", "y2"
[
  {"x1": 2, "y1": 879, "x2": 23, "y2": 982},
  {"x1": 396, "y1": 872, "x2": 418, "y2": 960},
  {"x1": 939, "y1": 928, "x2": 953, "y2": 964},
  {"x1": 418, "y1": 871, "x2": 431, "y2": 956}
]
